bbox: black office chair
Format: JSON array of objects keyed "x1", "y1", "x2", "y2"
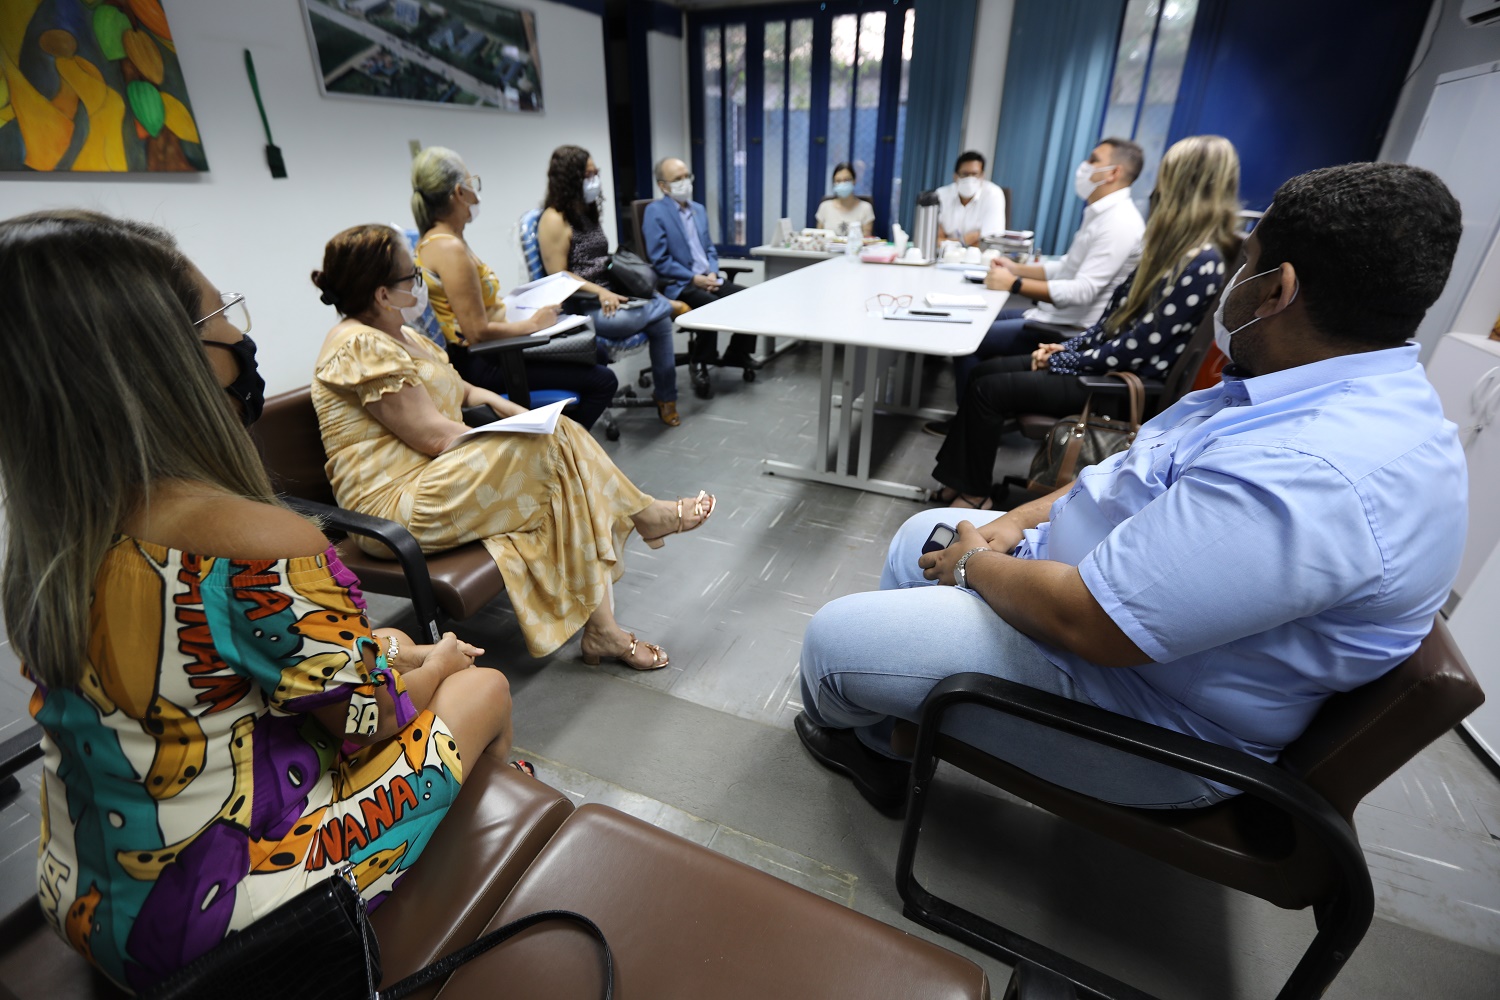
[{"x1": 629, "y1": 198, "x2": 756, "y2": 400}]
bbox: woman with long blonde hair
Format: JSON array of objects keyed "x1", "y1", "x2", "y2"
[
  {"x1": 0, "y1": 210, "x2": 515, "y2": 991},
  {"x1": 931, "y1": 135, "x2": 1241, "y2": 508}
]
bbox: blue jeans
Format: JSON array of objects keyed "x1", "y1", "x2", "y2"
[
  {"x1": 953, "y1": 307, "x2": 1040, "y2": 397},
  {"x1": 799, "y1": 507, "x2": 1228, "y2": 809},
  {"x1": 589, "y1": 292, "x2": 678, "y2": 402}
]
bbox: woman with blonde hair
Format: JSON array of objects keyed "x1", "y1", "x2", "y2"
[
  {"x1": 410, "y1": 146, "x2": 617, "y2": 430},
  {"x1": 312, "y1": 223, "x2": 715, "y2": 671},
  {"x1": 931, "y1": 135, "x2": 1241, "y2": 508},
  {"x1": 0, "y1": 210, "x2": 513, "y2": 991}
]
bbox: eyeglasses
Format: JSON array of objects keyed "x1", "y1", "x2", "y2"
[
  {"x1": 195, "y1": 292, "x2": 251, "y2": 334},
  {"x1": 389, "y1": 270, "x2": 425, "y2": 289},
  {"x1": 865, "y1": 293, "x2": 912, "y2": 313},
  {"x1": 465, "y1": 175, "x2": 482, "y2": 192},
  {"x1": 671, "y1": 174, "x2": 695, "y2": 184}
]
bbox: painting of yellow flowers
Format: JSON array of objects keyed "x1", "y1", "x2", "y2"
[{"x1": 0, "y1": 0, "x2": 206, "y2": 172}]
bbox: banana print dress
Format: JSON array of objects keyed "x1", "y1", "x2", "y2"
[{"x1": 28, "y1": 536, "x2": 462, "y2": 993}]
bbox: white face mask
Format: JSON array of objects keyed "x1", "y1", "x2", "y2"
[
  {"x1": 1213, "y1": 263, "x2": 1297, "y2": 361},
  {"x1": 390, "y1": 280, "x2": 429, "y2": 327},
  {"x1": 667, "y1": 178, "x2": 692, "y2": 203},
  {"x1": 955, "y1": 175, "x2": 982, "y2": 200},
  {"x1": 462, "y1": 182, "x2": 482, "y2": 224},
  {"x1": 583, "y1": 175, "x2": 603, "y2": 204},
  {"x1": 1074, "y1": 160, "x2": 1113, "y2": 201}
]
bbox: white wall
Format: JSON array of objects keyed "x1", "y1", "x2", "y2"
[
  {"x1": 0, "y1": 0, "x2": 615, "y2": 395},
  {"x1": 960, "y1": 0, "x2": 1014, "y2": 163},
  {"x1": 647, "y1": 28, "x2": 689, "y2": 173},
  {"x1": 1380, "y1": 0, "x2": 1500, "y2": 163}
]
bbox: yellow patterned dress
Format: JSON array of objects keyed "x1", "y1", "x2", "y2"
[
  {"x1": 28, "y1": 537, "x2": 461, "y2": 993},
  {"x1": 312, "y1": 323, "x2": 653, "y2": 655}
]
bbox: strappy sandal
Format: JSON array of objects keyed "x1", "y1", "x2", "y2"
[
  {"x1": 950, "y1": 493, "x2": 995, "y2": 511},
  {"x1": 926, "y1": 486, "x2": 958, "y2": 504},
  {"x1": 510, "y1": 760, "x2": 536, "y2": 777},
  {"x1": 641, "y1": 491, "x2": 716, "y2": 549},
  {"x1": 580, "y1": 631, "x2": 670, "y2": 672}
]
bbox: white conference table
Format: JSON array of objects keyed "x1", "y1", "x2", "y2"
[
  {"x1": 677, "y1": 255, "x2": 1009, "y2": 499},
  {"x1": 750, "y1": 244, "x2": 837, "y2": 281}
]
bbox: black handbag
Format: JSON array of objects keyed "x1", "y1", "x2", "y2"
[
  {"x1": 143, "y1": 864, "x2": 613, "y2": 1000},
  {"x1": 605, "y1": 250, "x2": 657, "y2": 299},
  {"x1": 1025, "y1": 371, "x2": 1144, "y2": 492}
]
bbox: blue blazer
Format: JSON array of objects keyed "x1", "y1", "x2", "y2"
[{"x1": 642, "y1": 195, "x2": 718, "y2": 299}]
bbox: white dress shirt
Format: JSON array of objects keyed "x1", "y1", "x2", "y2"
[
  {"x1": 1028, "y1": 186, "x2": 1145, "y2": 328},
  {"x1": 935, "y1": 180, "x2": 1006, "y2": 242}
]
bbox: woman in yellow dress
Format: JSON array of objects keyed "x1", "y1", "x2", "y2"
[{"x1": 311, "y1": 224, "x2": 713, "y2": 669}]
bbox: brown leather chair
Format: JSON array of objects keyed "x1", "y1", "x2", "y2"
[
  {"x1": 253, "y1": 386, "x2": 506, "y2": 641},
  {"x1": 0, "y1": 748, "x2": 574, "y2": 1000},
  {"x1": 890, "y1": 618, "x2": 1484, "y2": 1000},
  {"x1": 438, "y1": 804, "x2": 990, "y2": 1000}
]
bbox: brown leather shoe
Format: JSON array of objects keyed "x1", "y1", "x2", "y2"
[{"x1": 655, "y1": 398, "x2": 680, "y2": 426}]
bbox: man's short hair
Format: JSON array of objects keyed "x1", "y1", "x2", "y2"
[
  {"x1": 1255, "y1": 162, "x2": 1461, "y2": 347},
  {"x1": 1099, "y1": 137, "x2": 1143, "y2": 185},
  {"x1": 654, "y1": 156, "x2": 677, "y2": 183},
  {"x1": 954, "y1": 150, "x2": 985, "y2": 174}
]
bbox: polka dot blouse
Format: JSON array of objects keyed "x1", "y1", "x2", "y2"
[{"x1": 1048, "y1": 243, "x2": 1225, "y2": 376}]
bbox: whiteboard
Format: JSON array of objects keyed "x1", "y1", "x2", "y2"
[
  {"x1": 1450, "y1": 538, "x2": 1500, "y2": 767},
  {"x1": 1408, "y1": 62, "x2": 1500, "y2": 354}
]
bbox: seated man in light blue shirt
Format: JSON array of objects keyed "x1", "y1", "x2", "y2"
[
  {"x1": 796, "y1": 162, "x2": 1468, "y2": 817},
  {"x1": 642, "y1": 157, "x2": 760, "y2": 395}
]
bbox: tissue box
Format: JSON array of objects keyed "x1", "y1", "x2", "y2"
[{"x1": 860, "y1": 246, "x2": 899, "y2": 263}]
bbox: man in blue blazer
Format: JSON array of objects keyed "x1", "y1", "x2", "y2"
[{"x1": 643, "y1": 157, "x2": 761, "y2": 388}]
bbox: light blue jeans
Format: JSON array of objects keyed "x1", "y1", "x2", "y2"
[
  {"x1": 799, "y1": 507, "x2": 1228, "y2": 809},
  {"x1": 589, "y1": 292, "x2": 678, "y2": 401}
]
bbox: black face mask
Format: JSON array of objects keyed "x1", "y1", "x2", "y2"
[{"x1": 203, "y1": 335, "x2": 266, "y2": 426}]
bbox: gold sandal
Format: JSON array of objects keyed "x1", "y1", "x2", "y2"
[
  {"x1": 641, "y1": 491, "x2": 715, "y2": 550},
  {"x1": 580, "y1": 631, "x2": 669, "y2": 671}
]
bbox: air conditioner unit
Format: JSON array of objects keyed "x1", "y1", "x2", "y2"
[{"x1": 1462, "y1": 0, "x2": 1500, "y2": 26}]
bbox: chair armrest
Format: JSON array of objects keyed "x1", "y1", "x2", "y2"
[
  {"x1": 462, "y1": 405, "x2": 498, "y2": 427},
  {"x1": 0, "y1": 725, "x2": 43, "y2": 780},
  {"x1": 281, "y1": 497, "x2": 444, "y2": 642},
  {"x1": 1021, "y1": 321, "x2": 1081, "y2": 341},
  {"x1": 465, "y1": 338, "x2": 533, "y2": 409},
  {"x1": 720, "y1": 264, "x2": 753, "y2": 286},
  {"x1": 907, "y1": 673, "x2": 1370, "y2": 901},
  {"x1": 1077, "y1": 375, "x2": 1164, "y2": 396}
]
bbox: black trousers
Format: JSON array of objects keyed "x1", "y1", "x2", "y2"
[
  {"x1": 452, "y1": 346, "x2": 619, "y2": 431},
  {"x1": 932, "y1": 355, "x2": 1096, "y2": 495},
  {"x1": 675, "y1": 282, "x2": 756, "y2": 362}
]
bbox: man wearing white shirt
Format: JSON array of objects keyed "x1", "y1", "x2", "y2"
[
  {"x1": 935, "y1": 151, "x2": 1007, "y2": 248},
  {"x1": 929, "y1": 139, "x2": 1146, "y2": 433}
]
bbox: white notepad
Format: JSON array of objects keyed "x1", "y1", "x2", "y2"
[
  {"x1": 925, "y1": 292, "x2": 987, "y2": 309},
  {"x1": 444, "y1": 399, "x2": 573, "y2": 450}
]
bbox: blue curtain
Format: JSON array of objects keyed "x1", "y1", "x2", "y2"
[
  {"x1": 898, "y1": 0, "x2": 978, "y2": 234},
  {"x1": 992, "y1": 0, "x2": 1125, "y2": 254}
]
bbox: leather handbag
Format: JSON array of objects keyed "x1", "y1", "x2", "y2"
[
  {"x1": 605, "y1": 250, "x2": 658, "y2": 299},
  {"x1": 143, "y1": 864, "x2": 614, "y2": 1000},
  {"x1": 1026, "y1": 371, "x2": 1145, "y2": 492},
  {"x1": 522, "y1": 328, "x2": 601, "y2": 366}
]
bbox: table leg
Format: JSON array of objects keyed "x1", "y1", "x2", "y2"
[
  {"x1": 835, "y1": 344, "x2": 857, "y2": 474},
  {"x1": 857, "y1": 345, "x2": 879, "y2": 481}
]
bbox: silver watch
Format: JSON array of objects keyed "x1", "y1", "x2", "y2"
[{"x1": 954, "y1": 546, "x2": 991, "y2": 589}]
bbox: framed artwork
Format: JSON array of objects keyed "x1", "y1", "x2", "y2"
[
  {"x1": 0, "y1": 0, "x2": 206, "y2": 172},
  {"x1": 300, "y1": 0, "x2": 543, "y2": 113}
]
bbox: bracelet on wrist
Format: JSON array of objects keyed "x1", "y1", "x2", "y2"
[{"x1": 384, "y1": 633, "x2": 401, "y2": 664}]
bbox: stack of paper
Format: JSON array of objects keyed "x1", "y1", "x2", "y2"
[
  {"x1": 502, "y1": 272, "x2": 584, "y2": 320},
  {"x1": 443, "y1": 398, "x2": 575, "y2": 451},
  {"x1": 925, "y1": 292, "x2": 987, "y2": 309}
]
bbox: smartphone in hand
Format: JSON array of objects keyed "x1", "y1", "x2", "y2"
[{"x1": 922, "y1": 523, "x2": 957, "y2": 555}]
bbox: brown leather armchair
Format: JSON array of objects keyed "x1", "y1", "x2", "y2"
[
  {"x1": 253, "y1": 386, "x2": 506, "y2": 642},
  {"x1": 890, "y1": 618, "x2": 1484, "y2": 1000}
]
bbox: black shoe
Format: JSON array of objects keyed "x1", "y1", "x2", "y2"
[
  {"x1": 691, "y1": 363, "x2": 714, "y2": 400},
  {"x1": 923, "y1": 420, "x2": 951, "y2": 437},
  {"x1": 794, "y1": 713, "x2": 910, "y2": 818},
  {"x1": 720, "y1": 349, "x2": 763, "y2": 371}
]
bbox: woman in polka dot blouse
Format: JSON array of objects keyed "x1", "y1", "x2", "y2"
[{"x1": 932, "y1": 136, "x2": 1243, "y2": 508}]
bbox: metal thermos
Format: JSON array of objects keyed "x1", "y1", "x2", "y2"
[{"x1": 913, "y1": 190, "x2": 940, "y2": 263}]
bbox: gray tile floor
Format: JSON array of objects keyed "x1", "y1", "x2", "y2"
[{"x1": 0, "y1": 331, "x2": 1497, "y2": 998}]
